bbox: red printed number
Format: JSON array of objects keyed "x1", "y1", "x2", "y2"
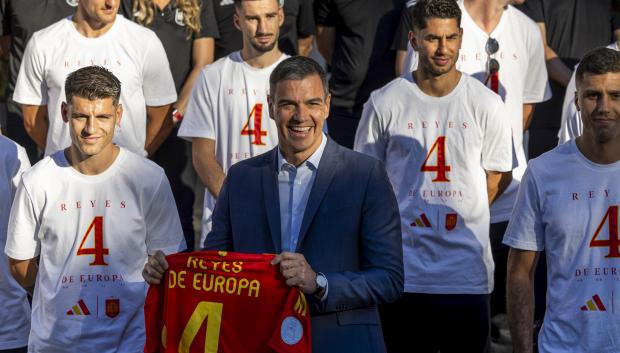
[
  {"x1": 420, "y1": 136, "x2": 451, "y2": 182},
  {"x1": 589, "y1": 205, "x2": 620, "y2": 258},
  {"x1": 77, "y1": 216, "x2": 109, "y2": 265},
  {"x1": 241, "y1": 103, "x2": 267, "y2": 145}
]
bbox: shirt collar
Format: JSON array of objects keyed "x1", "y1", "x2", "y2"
[{"x1": 278, "y1": 133, "x2": 328, "y2": 172}]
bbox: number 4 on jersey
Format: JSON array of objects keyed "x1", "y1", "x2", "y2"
[
  {"x1": 589, "y1": 205, "x2": 620, "y2": 258},
  {"x1": 77, "y1": 216, "x2": 109, "y2": 265},
  {"x1": 421, "y1": 136, "x2": 451, "y2": 182},
  {"x1": 241, "y1": 103, "x2": 267, "y2": 145}
]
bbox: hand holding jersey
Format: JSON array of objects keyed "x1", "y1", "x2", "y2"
[
  {"x1": 5, "y1": 67, "x2": 185, "y2": 352},
  {"x1": 506, "y1": 48, "x2": 620, "y2": 353}
]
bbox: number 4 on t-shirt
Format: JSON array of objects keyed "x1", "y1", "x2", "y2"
[
  {"x1": 421, "y1": 136, "x2": 451, "y2": 182},
  {"x1": 589, "y1": 205, "x2": 620, "y2": 258},
  {"x1": 77, "y1": 216, "x2": 109, "y2": 266},
  {"x1": 241, "y1": 103, "x2": 267, "y2": 145}
]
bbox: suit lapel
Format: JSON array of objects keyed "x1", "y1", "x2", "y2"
[
  {"x1": 296, "y1": 139, "x2": 339, "y2": 251},
  {"x1": 262, "y1": 148, "x2": 282, "y2": 253}
]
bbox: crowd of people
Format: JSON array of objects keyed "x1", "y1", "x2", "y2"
[{"x1": 0, "y1": 0, "x2": 619, "y2": 352}]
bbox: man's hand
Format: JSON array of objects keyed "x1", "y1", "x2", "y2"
[
  {"x1": 142, "y1": 250, "x2": 169, "y2": 285},
  {"x1": 271, "y1": 252, "x2": 317, "y2": 294}
]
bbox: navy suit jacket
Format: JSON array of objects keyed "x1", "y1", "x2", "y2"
[{"x1": 205, "y1": 138, "x2": 403, "y2": 353}]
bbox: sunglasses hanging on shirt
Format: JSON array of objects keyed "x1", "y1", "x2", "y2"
[{"x1": 484, "y1": 37, "x2": 500, "y2": 94}]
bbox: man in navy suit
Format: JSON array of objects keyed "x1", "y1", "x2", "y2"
[{"x1": 144, "y1": 56, "x2": 404, "y2": 353}]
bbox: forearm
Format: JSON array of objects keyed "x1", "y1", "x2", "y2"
[
  {"x1": 546, "y1": 55, "x2": 572, "y2": 87},
  {"x1": 507, "y1": 250, "x2": 538, "y2": 353},
  {"x1": 316, "y1": 26, "x2": 335, "y2": 65},
  {"x1": 22, "y1": 104, "x2": 48, "y2": 150},
  {"x1": 192, "y1": 138, "x2": 226, "y2": 199},
  {"x1": 9, "y1": 257, "x2": 38, "y2": 293},
  {"x1": 297, "y1": 35, "x2": 313, "y2": 57},
  {"x1": 176, "y1": 68, "x2": 204, "y2": 115},
  {"x1": 523, "y1": 103, "x2": 535, "y2": 131},
  {"x1": 486, "y1": 171, "x2": 512, "y2": 205},
  {"x1": 145, "y1": 104, "x2": 173, "y2": 156}
]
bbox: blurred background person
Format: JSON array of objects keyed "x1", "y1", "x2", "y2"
[
  {"x1": 0, "y1": 0, "x2": 78, "y2": 163},
  {"x1": 120, "y1": 0, "x2": 220, "y2": 248}
]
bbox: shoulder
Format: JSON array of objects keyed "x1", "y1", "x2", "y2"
[
  {"x1": 117, "y1": 15, "x2": 160, "y2": 43},
  {"x1": 20, "y1": 152, "x2": 62, "y2": 189},
  {"x1": 506, "y1": 5, "x2": 540, "y2": 37},
  {"x1": 526, "y1": 142, "x2": 574, "y2": 177},
  {"x1": 0, "y1": 135, "x2": 26, "y2": 168},
  {"x1": 328, "y1": 140, "x2": 384, "y2": 176},
  {"x1": 29, "y1": 18, "x2": 68, "y2": 45},
  {"x1": 461, "y1": 74, "x2": 503, "y2": 106},
  {"x1": 367, "y1": 76, "x2": 412, "y2": 110},
  {"x1": 119, "y1": 148, "x2": 166, "y2": 182},
  {"x1": 228, "y1": 149, "x2": 274, "y2": 174},
  {"x1": 200, "y1": 53, "x2": 236, "y2": 80}
]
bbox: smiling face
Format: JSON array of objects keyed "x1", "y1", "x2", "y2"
[
  {"x1": 234, "y1": 0, "x2": 283, "y2": 53},
  {"x1": 411, "y1": 17, "x2": 462, "y2": 77},
  {"x1": 62, "y1": 96, "x2": 122, "y2": 160},
  {"x1": 268, "y1": 74, "x2": 330, "y2": 166},
  {"x1": 77, "y1": 0, "x2": 119, "y2": 26},
  {"x1": 576, "y1": 72, "x2": 620, "y2": 145}
]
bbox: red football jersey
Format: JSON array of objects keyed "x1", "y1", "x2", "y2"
[{"x1": 144, "y1": 251, "x2": 312, "y2": 353}]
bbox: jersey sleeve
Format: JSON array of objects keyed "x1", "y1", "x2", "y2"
[
  {"x1": 502, "y1": 165, "x2": 545, "y2": 251},
  {"x1": 481, "y1": 98, "x2": 513, "y2": 172},
  {"x1": 141, "y1": 34, "x2": 177, "y2": 107},
  {"x1": 522, "y1": 18, "x2": 551, "y2": 104},
  {"x1": 296, "y1": 0, "x2": 316, "y2": 37},
  {"x1": 143, "y1": 283, "x2": 165, "y2": 353},
  {"x1": 177, "y1": 67, "x2": 217, "y2": 140},
  {"x1": 144, "y1": 174, "x2": 186, "y2": 255},
  {"x1": 5, "y1": 179, "x2": 40, "y2": 260},
  {"x1": 353, "y1": 95, "x2": 387, "y2": 162},
  {"x1": 13, "y1": 34, "x2": 48, "y2": 105},
  {"x1": 199, "y1": 0, "x2": 220, "y2": 39},
  {"x1": 313, "y1": 0, "x2": 336, "y2": 27},
  {"x1": 268, "y1": 289, "x2": 312, "y2": 353}
]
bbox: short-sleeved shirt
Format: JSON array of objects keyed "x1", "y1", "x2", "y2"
[
  {"x1": 0, "y1": 135, "x2": 30, "y2": 350},
  {"x1": 0, "y1": 0, "x2": 76, "y2": 104},
  {"x1": 177, "y1": 52, "x2": 287, "y2": 244},
  {"x1": 354, "y1": 73, "x2": 513, "y2": 294},
  {"x1": 12, "y1": 15, "x2": 177, "y2": 156},
  {"x1": 504, "y1": 141, "x2": 620, "y2": 353},
  {"x1": 5, "y1": 147, "x2": 186, "y2": 352},
  {"x1": 119, "y1": 0, "x2": 220, "y2": 91},
  {"x1": 212, "y1": 0, "x2": 316, "y2": 59},
  {"x1": 401, "y1": 2, "x2": 551, "y2": 223},
  {"x1": 314, "y1": 0, "x2": 407, "y2": 114}
]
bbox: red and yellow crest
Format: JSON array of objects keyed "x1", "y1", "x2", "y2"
[
  {"x1": 445, "y1": 213, "x2": 458, "y2": 231},
  {"x1": 105, "y1": 298, "x2": 120, "y2": 318}
]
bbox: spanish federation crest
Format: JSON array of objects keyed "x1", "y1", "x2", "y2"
[
  {"x1": 175, "y1": 9, "x2": 185, "y2": 26},
  {"x1": 66, "y1": 0, "x2": 78, "y2": 7},
  {"x1": 445, "y1": 213, "x2": 457, "y2": 231},
  {"x1": 105, "y1": 298, "x2": 120, "y2": 318}
]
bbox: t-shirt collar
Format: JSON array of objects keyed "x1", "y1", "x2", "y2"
[{"x1": 278, "y1": 133, "x2": 327, "y2": 171}]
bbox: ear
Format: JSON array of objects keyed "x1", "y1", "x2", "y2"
[
  {"x1": 278, "y1": 6, "x2": 284, "y2": 27},
  {"x1": 574, "y1": 91, "x2": 580, "y2": 112},
  {"x1": 233, "y1": 12, "x2": 241, "y2": 31},
  {"x1": 324, "y1": 94, "x2": 331, "y2": 119},
  {"x1": 267, "y1": 95, "x2": 276, "y2": 121},
  {"x1": 61, "y1": 102, "x2": 69, "y2": 123},
  {"x1": 409, "y1": 30, "x2": 418, "y2": 51},
  {"x1": 115, "y1": 104, "x2": 123, "y2": 127}
]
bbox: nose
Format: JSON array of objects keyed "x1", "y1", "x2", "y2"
[
  {"x1": 257, "y1": 18, "x2": 268, "y2": 34},
  {"x1": 597, "y1": 94, "x2": 611, "y2": 113},
  {"x1": 437, "y1": 37, "x2": 448, "y2": 55},
  {"x1": 84, "y1": 116, "x2": 97, "y2": 135}
]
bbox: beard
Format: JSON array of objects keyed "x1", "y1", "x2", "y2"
[{"x1": 250, "y1": 33, "x2": 278, "y2": 52}]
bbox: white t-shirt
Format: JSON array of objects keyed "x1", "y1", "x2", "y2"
[
  {"x1": 13, "y1": 16, "x2": 177, "y2": 157},
  {"x1": 558, "y1": 42, "x2": 619, "y2": 145},
  {"x1": 178, "y1": 52, "x2": 287, "y2": 244},
  {"x1": 0, "y1": 136, "x2": 31, "y2": 350},
  {"x1": 5, "y1": 148, "x2": 185, "y2": 353},
  {"x1": 504, "y1": 141, "x2": 620, "y2": 353},
  {"x1": 403, "y1": 2, "x2": 551, "y2": 223},
  {"x1": 354, "y1": 73, "x2": 513, "y2": 294}
]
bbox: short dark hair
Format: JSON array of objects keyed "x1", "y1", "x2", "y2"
[
  {"x1": 64, "y1": 66, "x2": 121, "y2": 106},
  {"x1": 410, "y1": 0, "x2": 461, "y2": 31},
  {"x1": 269, "y1": 56, "x2": 329, "y2": 98},
  {"x1": 576, "y1": 47, "x2": 620, "y2": 87},
  {"x1": 234, "y1": 0, "x2": 281, "y2": 10}
]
